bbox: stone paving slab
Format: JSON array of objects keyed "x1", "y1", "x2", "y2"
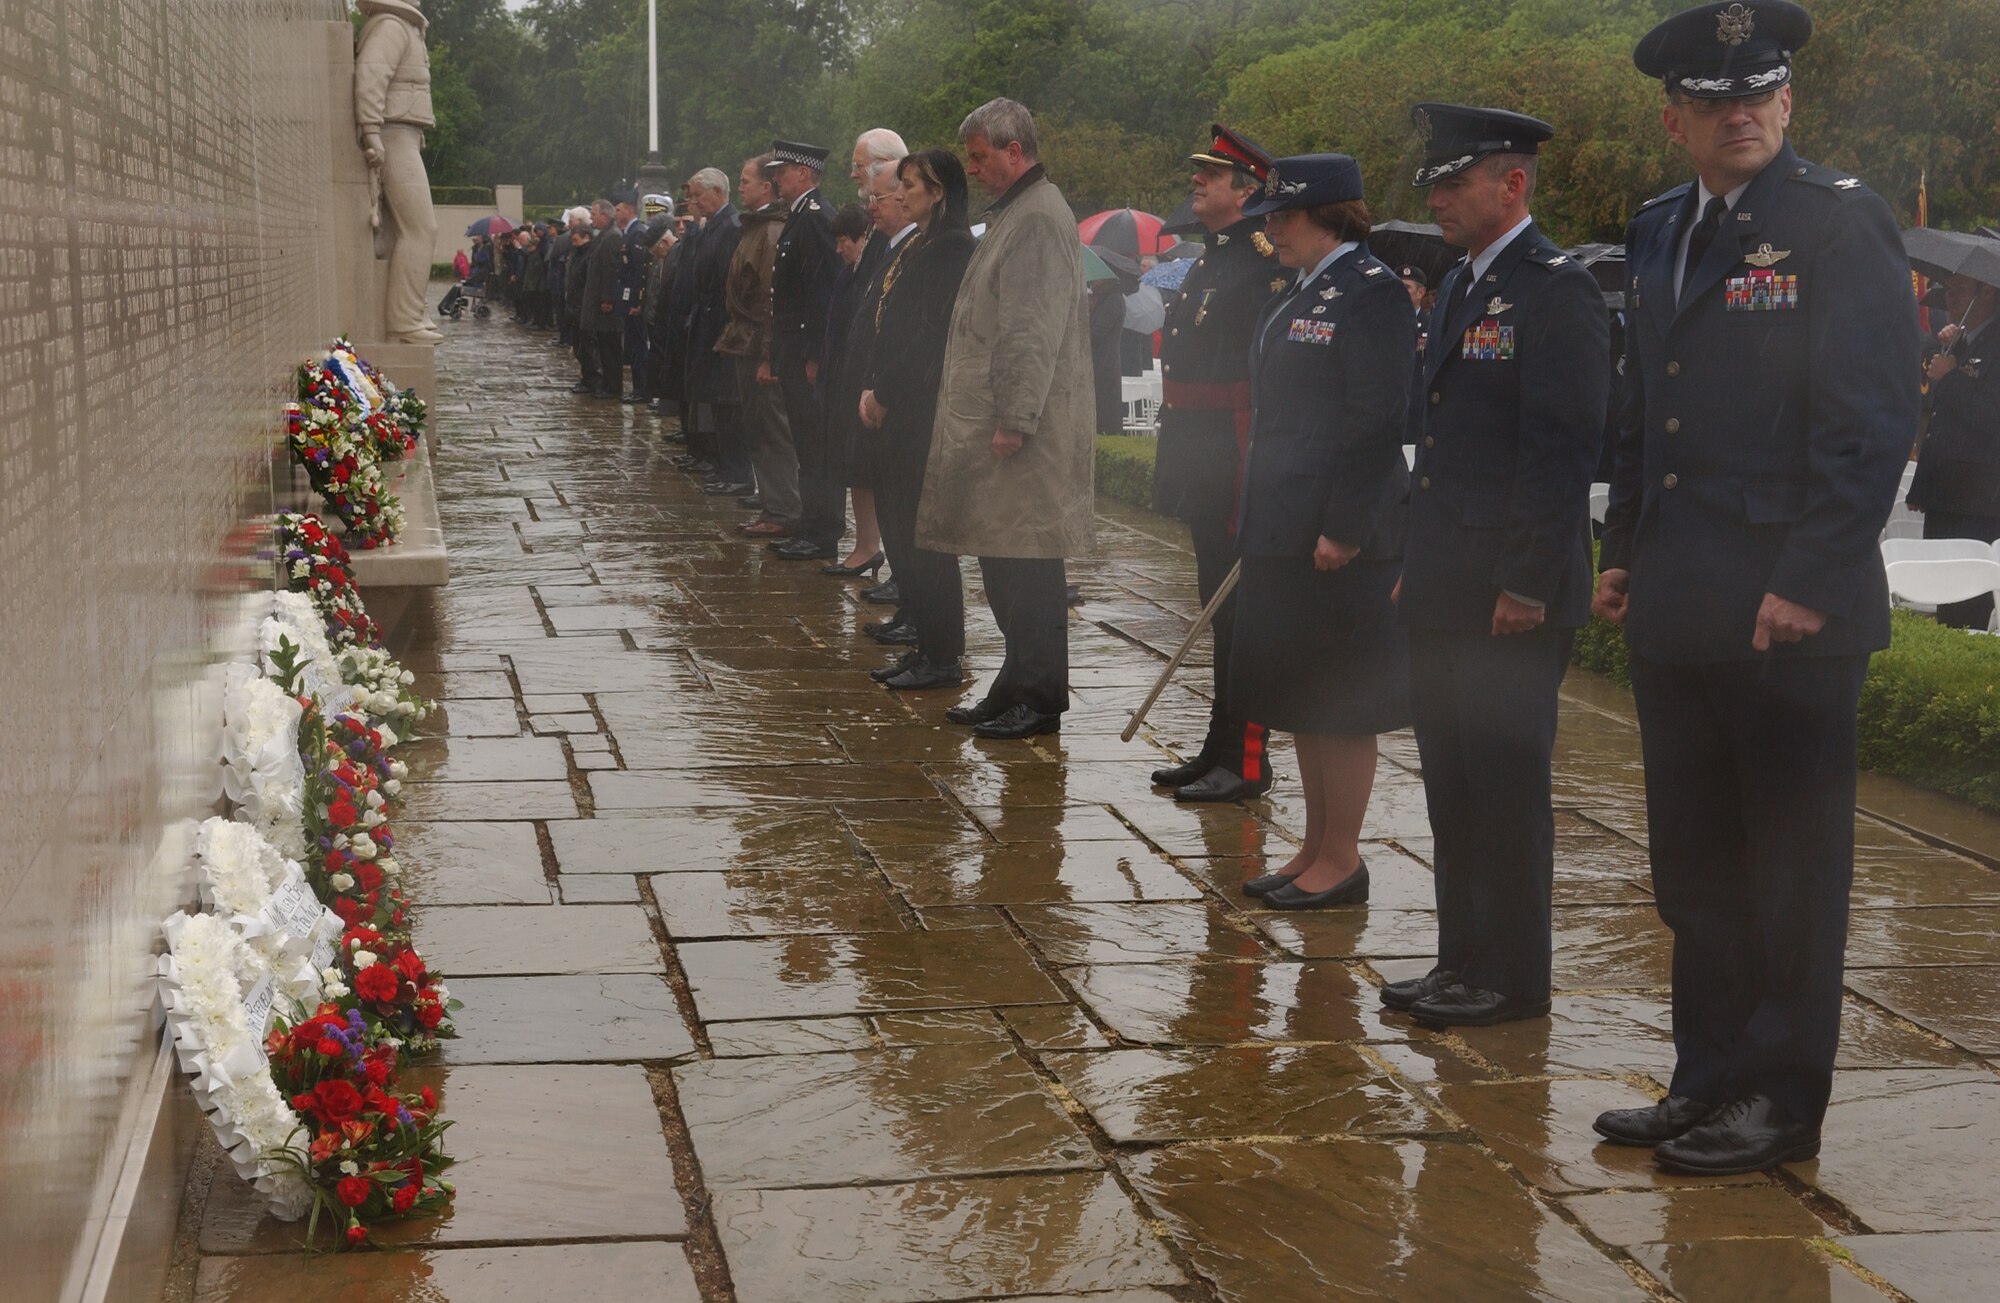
[
  {"x1": 195, "y1": 1242, "x2": 700, "y2": 1302},
  {"x1": 415, "y1": 904, "x2": 665, "y2": 975},
  {"x1": 1628, "y1": 1239, "x2": 1881, "y2": 1302},
  {"x1": 651, "y1": 868, "x2": 908, "y2": 937},
  {"x1": 679, "y1": 929, "x2": 1065, "y2": 1021},
  {"x1": 1838, "y1": 1230, "x2": 2000, "y2": 1302},
  {"x1": 440, "y1": 975, "x2": 695, "y2": 1063},
  {"x1": 398, "y1": 820, "x2": 551, "y2": 905}
]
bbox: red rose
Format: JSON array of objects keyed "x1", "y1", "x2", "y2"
[
  {"x1": 314, "y1": 1037, "x2": 342, "y2": 1057},
  {"x1": 345, "y1": 1224, "x2": 368, "y2": 1245},
  {"x1": 391, "y1": 1184, "x2": 417, "y2": 1213},
  {"x1": 391, "y1": 949, "x2": 426, "y2": 983},
  {"x1": 418, "y1": 1087, "x2": 436, "y2": 1110},
  {"x1": 336, "y1": 1175, "x2": 371, "y2": 1207},
  {"x1": 364, "y1": 1086, "x2": 398, "y2": 1116},
  {"x1": 309, "y1": 1080, "x2": 364, "y2": 1125},
  {"x1": 355, "y1": 862, "x2": 384, "y2": 892},
  {"x1": 362, "y1": 1057, "x2": 390, "y2": 1086},
  {"x1": 342, "y1": 925, "x2": 382, "y2": 950},
  {"x1": 326, "y1": 794, "x2": 358, "y2": 828},
  {"x1": 416, "y1": 1002, "x2": 444, "y2": 1030},
  {"x1": 331, "y1": 897, "x2": 367, "y2": 925},
  {"x1": 290, "y1": 1092, "x2": 313, "y2": 1113},
  {"x1": 354, "y1": 964, "x2": 399, "y2": 1003}
]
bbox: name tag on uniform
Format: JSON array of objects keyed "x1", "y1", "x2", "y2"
[
  {"x1": 1725, "y1": 270, "x2": 1798, "y2": 311},
  {"x1": 1287, "y1": 318, "x2": 1334, "y2": 346},
  {"x1": 1461, "y1": 320, "x2": 1514, "y2": 360}
]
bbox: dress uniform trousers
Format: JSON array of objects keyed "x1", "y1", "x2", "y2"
[
  {"x1": 1628, "y1": 650, "x2": 1867, "y2": 1126},
  {"x1": 776, "y1": 335, "x2": 845, "y2": 549},
  {"x1": 978, "y1": 556, "x2": 1068, "y2": 716},
  {"x1": 1409, "y1": 624, "x2": 1572, "y2": 1003}
]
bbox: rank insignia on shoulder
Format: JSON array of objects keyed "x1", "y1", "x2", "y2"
[
  {"x1": 1485, "y1": 296, "x2": 1514, "y2": 315},
  {"x1": 1252, "y1": 231, "x2": 1275, "y2": 257},
  {"x1": 1363, "y1": 264, "x2": 1384, "y2": 276},
  {"x1": 1834, "y1": 178, "x2": 1860, "y2": 189},
  {"x1": 1547, "y1": 255, "x2": 1569, "y2": 266},
  {"x1": 1741, "y1": 243, "x2": 1791, "y2": 268}
]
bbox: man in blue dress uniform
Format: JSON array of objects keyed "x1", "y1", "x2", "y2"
[
  {"x1": 1388, "y1": 104, "x2": 1609, "y2": 1030},
  {"x1": 1592, "y1": 0, "x2": 1921, "y2": 1174},
  {"x1": 762, "y1": 140, "x2": 844, "y2": 562}
]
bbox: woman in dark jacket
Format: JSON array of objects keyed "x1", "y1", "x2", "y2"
[
  {"x1": 1229, "y1": 153, "x2": 1414, "y2": 909},
  {"x1": 856, "y1": 148, "x2": 978, "y2": 690}
]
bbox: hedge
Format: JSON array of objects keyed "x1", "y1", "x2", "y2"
[
  {"x1": 431, "y1": 185, "x2": 495, "y2": 206},
  {"x1": 1092, "y1": 446, "x2": 2000, "y2": 814}
]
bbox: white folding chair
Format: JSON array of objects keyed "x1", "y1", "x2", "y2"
[
  {"x1": 1881, "y1": 538, "x2": 1998, "y2": 564},
  {"x1": 1589, "y1": 483, "x2": 1611, "y2": 525},
  {"x1": 1881, "y1": 518, "x2": 1926, "y2": 541},
  {"x1": 1883, "y1": 558, "x2": 2000, "y2": 630}
]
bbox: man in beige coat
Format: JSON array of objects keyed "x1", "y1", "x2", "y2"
[
  {"x1": 923, "y1": 98, "x2": 1095, "y2": 740},
  {"x1": 354, "y1": 0, "x2": 444, "y2": 346}
]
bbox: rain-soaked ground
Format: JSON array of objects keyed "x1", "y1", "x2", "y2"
[{"x1": 180, "y1": 312, "x2": 2000, "y2": 1302}]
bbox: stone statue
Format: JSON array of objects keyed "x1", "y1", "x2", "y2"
[{"x1": 354, "y1": 0, "x2": 445, "y2": 345}]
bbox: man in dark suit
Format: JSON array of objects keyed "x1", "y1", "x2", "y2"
[
  {"x1": 1908, "y1": 273, "x2": 2000, "y2": 627},
  {"x1": 762, "y1": 140, "x2": 843, "y2": 561},
  {"x1": 1147, "y1": 123, "x2": 1283, "y2": 804},
  {"x1": 582, "y1": 198, "x2": 627, "y2": 400},
  {"x1": 1592, "y1": 0, "x2": 1921, "y2": 1175},
  {"x1": 1390, "y1": 104, "x2": 1609, "y2": 1029},
  {"x1": 685, "y1": 168, "x2": 750, "y2": 494},
  {"x1": 612, "y1": 190, "x2": 650, "y2": 403}
]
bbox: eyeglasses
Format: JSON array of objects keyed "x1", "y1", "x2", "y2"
[{"x1": 1679, "y1": 90, "x2": 1779, "y2": 116}]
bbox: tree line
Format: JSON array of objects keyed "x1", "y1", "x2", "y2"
[{"x1": 419, "y1": 0, "x2": 1999, "y2": 245}]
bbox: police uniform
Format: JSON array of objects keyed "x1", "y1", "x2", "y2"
[
  {"x1": 1597, "y1": 0, "x2": 1921, "y2": 1172},
  {"x1": 1395, "y1": 105, "x2": 1610, "y2": 1027},
  {"x1": 1908, "y1": 316, "x2": 2000, "y2": 627},
  {"x1": 765, "y1": 140, "x2": 843, "y2": 555},
  {"x1": 1148, "y1": 125, "x2": 1282, "y2": 802}
]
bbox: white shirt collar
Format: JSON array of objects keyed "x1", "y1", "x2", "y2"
[
  {"x1": 1467, "y1": 214, "x2": 1534, "y2": 285},
  {"x1": 887, "y1": 223, "x2": 917, "y2": 248},
  {"x1": 1696, "y1": 177, "x2": 1752, "y2": 216},
  {"x1": 1297, "y1": 240, "x2": 1359, "y2": 289},
  {"x1": 790, "y1": 188, "x2": 815, "y2": 213}
]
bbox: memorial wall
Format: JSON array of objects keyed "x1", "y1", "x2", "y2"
[{"x1": 0, "y1": 1, "x2": 347, "y2": 1297}]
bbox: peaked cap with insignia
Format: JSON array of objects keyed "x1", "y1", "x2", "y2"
[
  {"x1": 765, "y1": 139, "x2": 829, "y2": 170},
  {"x1": 1633, "y1": 1, "x2": 1813, "y2": 99},
  {"x1": 1408, "y1": 103, "x2": 1554, "y2": 187},
  {"x1": 1190, "y1": 123, "x2": 1274, "y2": 182},
  {"x1": 1240, "y1": 153, "x2": 1364, "y2": 217}
]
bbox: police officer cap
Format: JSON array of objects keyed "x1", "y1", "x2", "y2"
[
  {"x1": 1189, "y1": 123, "x2": 1273, "y2": 183},
  {"x1": 766, "y1": 140, "x2": 829, "y2": 170},
  {"x1": 1398, "y1": 265, "x2": 1428, "y2": 287},
  {"x1": 1409, "y1": 103, "x2": 1554, "y2": 186},
  {"x1": 1240, "y1": 154, "x2": 1364, "y2": 217},
  {"x1": 1634, "y1": 1, "x2": 1812, "y2": 100}
]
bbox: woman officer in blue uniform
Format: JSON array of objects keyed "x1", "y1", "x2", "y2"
[{"x1": 1230, "y1": 154, "x2": 1415, "y2": 910}]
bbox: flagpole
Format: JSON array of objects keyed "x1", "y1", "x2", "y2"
[{"x1": 647, "y1": 0, "x2": 660, "y2": 157}]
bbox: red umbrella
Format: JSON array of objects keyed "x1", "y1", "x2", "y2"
[{"x1": 1078, "y1": 208, "x2": 1171, "y2": 260}]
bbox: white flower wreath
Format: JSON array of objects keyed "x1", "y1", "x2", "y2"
[
  {"x1": 159, "y1": 912, "x2": 314, "y2": 1219},
  {"x1": 193, "y1": 818, "x2": 340, "y2": 1007},
  {"x1": 220, "y1": 666, "x2": 308, "y2": 859},
  {"x1": 264, "y1": 592, "x2": 353, "y2": 717}
]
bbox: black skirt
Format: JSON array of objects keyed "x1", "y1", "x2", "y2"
[{"x1": 1228, "y1": 555, "x2": 1411, "y2": 735}]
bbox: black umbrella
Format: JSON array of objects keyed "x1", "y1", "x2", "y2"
[
  {"x1": 1369, "y1": 220, "x2": 1458, "y2": 287},
  {"x1": 1902, "y1": 227, "x2": 2000, "y2": 289},
  {"x1": 1568, "y1": 243, "x2": 1628, "y2": 295},
  {"x1": 1160, "y1": 194, "x2": 1200, "y2": 237}
]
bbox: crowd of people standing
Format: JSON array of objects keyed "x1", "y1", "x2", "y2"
[{"x1": 444, "y1": 0, "x2": 1973, "y2": 1185}]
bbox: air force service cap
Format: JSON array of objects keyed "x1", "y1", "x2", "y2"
[
  {"x1": 1634, "y1": 1, "x2": 1813, "y2": 99},
  {"x1": 1409, "y1": 103, "x2": 1555, "y2": 186},
  {"x1": 1240, "y1": 153, "x2": 1364, "y2": 217},
  {"x1": 1189, "y1": 123, "x2": 1274, "y2": 183},
  {"x1": 765, "y1": 140, "x2": 829, "y2": 171}
]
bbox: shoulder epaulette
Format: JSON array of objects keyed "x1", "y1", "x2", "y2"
[
  {"x1": 1636, "y1": 183, "x2": 1691, "y2": 214},
  {"x1": 1788, "y1": 160, "x2": 1870, "y2": 197}
]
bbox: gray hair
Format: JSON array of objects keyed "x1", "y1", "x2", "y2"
[
  {"x1": 868, "y1": 158, "x2": 902, "y2": 189},
  {"x1": 958, "y1": 97, "x2": 1038, "y2": 160},
  {"x1": 590, "y1": 198, "x2": 613, "y2": 216},
  {"x1": 855, "y1": 128, "x2": 908, "y2": 165},
  {"x1": 689, "y1": 167, "x2": 729, "y2": 196},
  {"x1": 1477, "y1": 152, "x2": 1538, "y2": 204}
]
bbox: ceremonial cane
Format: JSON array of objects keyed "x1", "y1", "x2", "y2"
[{"x1": 1121, "y1": 560, "x2": 1241, "y2": 743}]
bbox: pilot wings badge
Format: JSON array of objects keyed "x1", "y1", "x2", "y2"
[
  {"x1": 1741, "y1": 243, "x2": 1792, "y2": 269},
  {"x1": 1485, "y1": 296, "x2": 1514, "y2": 315}
]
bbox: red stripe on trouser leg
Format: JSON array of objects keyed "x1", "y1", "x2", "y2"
[{"x1": 1239, "y1": 723, "x2": 1266, "y2": 782}]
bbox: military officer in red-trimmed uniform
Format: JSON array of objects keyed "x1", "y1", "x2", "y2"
[{"x1": 1148, "y1": 125, "x2": 1285, "y2": 803}]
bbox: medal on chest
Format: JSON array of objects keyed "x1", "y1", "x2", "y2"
[
  {"x1": 1192, "y1": 288, "x2": 1216, "y2": 327},
  {"x1": 1725, "y1": 268, "x2": 1799, "y2": 311},
  {"x1": 1287, "y1": 317, "x2": 1335, "y2": 346},
  {"x1": 1461, "y1": 320, "x2": 1515, "y2": 361}
]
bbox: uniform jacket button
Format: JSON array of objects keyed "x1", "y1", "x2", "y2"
[
  {"x1": 1429, "y1": 391, "x2": 1441, "y2": 405},
  {"x1": 1665, "y1": 418, "x2": 1681, "y2": 434},
  {"x1": 1169, "y1": 328, "x2": 1178, "y2": 336},
  {"x1": 1663, "y1": 473, "x2": 1679, "y2": 489},
  {"x1": 1420, "y1": 476, "x2": 1432, "y2": 489},
  {"x1": 1424, "y1": 436, "x2": 1435, "y2": 448},
  {"x1": 1666, "y1": 361, "x2": 1681, "y2": 377}
]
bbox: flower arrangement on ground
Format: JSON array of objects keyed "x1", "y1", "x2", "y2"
[
  {"x1": 277, "y1": 512, "x2": 381, "y2": 650},
  {"x1": 285, "y1": 402, "x2": 404, "y2": 548}
]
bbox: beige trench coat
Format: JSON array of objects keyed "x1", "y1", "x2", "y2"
[{"x1": 916, "y1": 173, "x2": 1096, "y2": 559}]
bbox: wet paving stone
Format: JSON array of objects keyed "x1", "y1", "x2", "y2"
[
  {"x1": 1811, "y1": 1070, "x2": 2000, "y2": 1232},
  {"x1": 1838, "y1": 1230, "x2": 2000, "y2": 1302},
  {"x1": 1454, "y1": 992, "x2": 1677, "y2": 1080},
  {"x1": 415, "y1": 904, "x2": 664, "y2": 975},
  {"x1": 705, "y1": 1017, "x2": 877, "y2": 1057},
  {"x1": 1126, "y1": 1137, "x2": 1639, "y2": 1302},
  {"x1": 711, "y1": 1172, "x2": 1185, "y2": 1302},
  {"x1": 676, "y1": 1043, "x2": 1094, "y2": 1187},
  {"x1": 558, "y1": 873, "x2": 638, "y2": 901},
  {"x1": 591, "y1": 763, "x2": 939, "y2": 809},
  {"x1": 404, "y1": 734, "x2": 570, "y2": 783},
  {"x1": 552, "y1": 807, "x2": 868, "y2": 874},
  {"x1": 1048, "y1": 1044, "x2": 1437, "y2": 1143},
  {"x1": 1846, "y1": 907, "x2": 2000, "y2": 968},
  {"x1": 651, "y1": 868, "x2": 908, "y2": 937},
  {"x1": 398, "y1": 779, "x2": 579, "y2": 822},
  {"x1": 1002, "y1": 1003, "x2": 1113, "y2": 1049},
  {"x1": 195, "y1": 1242, "x2": 700, "y2": 1302},
  {"x1": 966, "y1": 802, "x2": 1148, "y2": 843},
  {"x1": 1250, "y1": 907, "x2": 1440, "y2": 962},
  {"x1": 1845, "y1": 966, "x2": 2000, "y2": 1055},
  {"x1": 1627, "y1": 1239, "x2": 1882, "y2": 1301},
  {"x1": 398, "y1": 820, "x2": 551, "y2": 905},
  {"x1": 440, "y1": 975, "x2": 695, "y2": 1063},
  {"x1": 678, "y1": 928, "x2": 1064, "y2": 1021},
  {"x1": 871, "y1": 1008, "x2": 1016, "y2": 1046},
  {"x1": 1563, "y1": 1185, "x2": 1827, "y2": 1247},
  {"x1": 873, "y1": 838, "x2": 1201, "y2": 906},
  {"x1": 1065, "y1": 959, "x2": 1407, "y2": 1046},
  {"x1": 438, "y1": 697, "x2": 523, "y2": 737},
  {"x1": 1549, "y1": 905, "x2": 1675, "y2": 990},
  {"x1": 1010, "y1": 901, "x2": 1269, "y2": 964}
]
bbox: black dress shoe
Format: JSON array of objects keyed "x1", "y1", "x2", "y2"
[
  {"x1": 1407, "y1": 983, "x2": 1551, "y2": 1029},
  {"x1": 973, "y1": 704, "x2": 1062, "y2": 739},
  {"x1": 1264, "y1": 863, "x2": 1370, "y2": 910},
  {"x1": 1151, "y1": 755, "x2": 1213, "y2": 788},
  {"x1": 823, "y1": 552, "x2": 886, "y2": 578},
  {"x1": 1653, "y1": 1095, "x2": 1820, "y2": 1175},
  {"x1": 886, "y1": 657, "x2": 963, "y2": 691},
  {"x1": 1174, "y1": 766, "x2": 1274, "y2": 804},
  {"x1": 621, "y1": 392, "x2": 647, "y2": 404},
  {"x1": 868, "y1": 620, "x2": 919, "y2": 646},
  {"x1": 1379, "y1": 968, "x2": 1461, "y2": 1012},
  {"x1": 1593, "y1": 1096, "x2": 1718, "y2": 1148},
  {"x1": 776, "y1": 543, "x2": 838, "y2": 561},
  {"x1": 569, "y1": 381, "x2": 594, "y2": 394},
  {"x1": 670, "y1": 453, "x2": 702, "y2": 469},
  {"x1": 687, "y1": 460, "x2": 717, "y2": 476},
  {"x1": 945, "y1": 698, "x2": 1008, "y2": 727},
  {"x1": 861, "y1": 580, "x2": 901, "y2": 604},
  {"x1": 703, "y1": 480, "x2": 754, "y2": 496},
  {"x1": 870, "y1": 651, "x2": 920, "y2": 683},
  {"x1": 737, "y1": 494, "x2": 763, "y2": 510}
]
